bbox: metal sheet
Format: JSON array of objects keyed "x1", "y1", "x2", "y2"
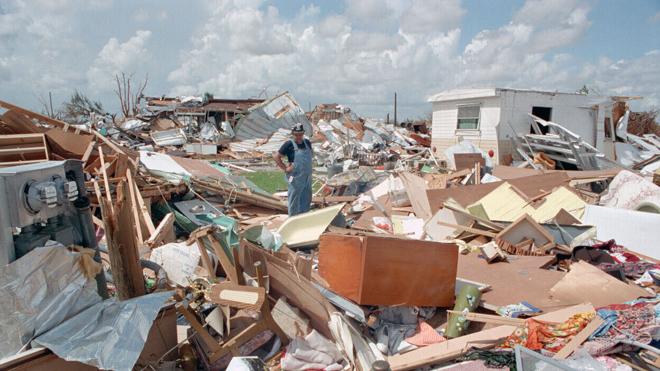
[
  {"x1": 33, "y1": 291, "x2": 172, "y2": 371},
  {"x1": 150, "y1": 128, "x2": 187, "y2": 146},
  {"x1": 233, "y1": 92, "x2": 312, "y2": 141}
]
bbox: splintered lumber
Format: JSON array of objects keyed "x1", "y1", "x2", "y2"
[
  {"x1": 241, "y1": 240, "x2": 334, "y2": 338},
  {"x1": 0, "y1": 133, "x2": 49, "y2": 166},
  {"x1": 192, "y1": 178, "x2": 287, "y2": 212},
  {"x1": 146, "y1": 212, "x2": 175, "y2": 248},
  {"x1": 125, "y1": 169, "x2": 144, "y2": 244},
  {"x1": 0, "y1": 99, "x2": 133, "y2": 162},
  {"x1": 101, "y1": 181, "x2": 145, "y2": 300}
]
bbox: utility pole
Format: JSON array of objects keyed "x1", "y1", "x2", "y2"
[
  {"x1": 394, "y1": 92, "x2": 397, "y2": 126},
  {"x1": 48, "y1": 91, "x2": 54, "y2": 118},
  {"x1": 386, "y1": 113, "x2": 390, "y2": 125}
]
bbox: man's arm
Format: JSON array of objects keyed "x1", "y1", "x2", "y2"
[{"x1": 273, "y1": 151, "x2": 293, "y2": 173}]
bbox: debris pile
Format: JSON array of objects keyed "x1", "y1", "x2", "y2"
[{"x1": 0, "y1": 95, "x2": 659, "y2": 371}]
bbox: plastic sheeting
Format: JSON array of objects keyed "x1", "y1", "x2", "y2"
[
  {"x1": 200, "y1": 120, "x2": 221, "y2": 142},
  {"x1": 444, "y1": 140, "x2": 493, "y2": 170},
  {"x1": 33, "y1": 291, "x2": 173, "y2": 371},
  {"x1": 0, "y1": 243, "x2": 102, "y2": 359}
]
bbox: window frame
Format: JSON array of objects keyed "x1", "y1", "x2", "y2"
[{"x1": 456, "y1": 103, "x2": 481, "y2": 131}]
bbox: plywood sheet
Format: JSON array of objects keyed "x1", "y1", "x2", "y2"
[
  {"x1": 44, "y1": 128, "x2": 93, "y2": 158},
  {"x1": 549, "y1": 261, "x2": 650, "y2": 307},
  {"x1": 457, "y1": 253, "x2": 566, "y2": 312},
  {"x1": 398, "y1": 172, "x2": 432, "y2": 220},
  {"x1": 454, "y1": 153, "x2": 485, "y2": 171},
  {"x1": 427, "y1": 172, "x2": 570, "y2": 212}
]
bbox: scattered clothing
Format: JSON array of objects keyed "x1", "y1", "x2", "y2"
[
  {"x1": 280, "y1": 330, "x2": 343, "y2": 371},
  {"x1": 458, "y1": 349, "x2": 516, "y2": 370},
  {"x1": 501, "y1": 312, "x2": 595, "y2": 353},
  {"x1": 583, "y1": 301, "x2": 660, "y2": 356},
  {"x1": 404, "y1": 321, "x2": 446, "y2": 347}
]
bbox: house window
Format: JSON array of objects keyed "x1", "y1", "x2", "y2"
[{"x1": 456, "y1": 104, "x2": 480, "y2": 130}]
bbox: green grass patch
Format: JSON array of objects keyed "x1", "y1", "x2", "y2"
[
  {"x1": 244, "y1": 170, "x2": 323, "y2": 195},
  {"x1": 244, "y1": 170, "x2": 288, "y2": 194}
]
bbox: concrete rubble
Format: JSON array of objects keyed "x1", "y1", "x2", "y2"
[{"x1": 0, "y1": 89, "x2": 659, "y2": 371}]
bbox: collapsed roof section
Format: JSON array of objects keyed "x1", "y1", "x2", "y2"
[{"x1": 232, "y1": 91, "x2": 312, "y2": 141}]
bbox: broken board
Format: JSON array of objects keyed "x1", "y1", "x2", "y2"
[{"x1": 457, "y1": 252, "x2": 566, "y2": 312}]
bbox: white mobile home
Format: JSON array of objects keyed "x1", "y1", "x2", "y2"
[{"x1": 428, "y1": 88, "x2": 625, "y2": 165}]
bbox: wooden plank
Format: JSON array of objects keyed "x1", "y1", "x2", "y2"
[
  {"x1": 446, "y1": 311, "x2": 526, "y2": 326},
  {"x1": 125, "y1": 169, "x2": 144, "y2": 244},
  {"x1": 496, "y1": 214, "x2": 554, "y2": 248},
  {"x1": 81, "y1": 141, "x2": 95, "y2": 167},
  {"x1": 146, "y1": 212, "x2": 175, "y2": 248},
  {"x1": 553, "y1": 316, "x2": 604, "y2": 359},
  {"x1": 241, "y1": 240, "x2": 334, "y2": 338},
  {"x1": 435, "y1": 221, "x2": 498, "y2": 238},
  {"x1": 98, "y1": 145, "x2": 113, "y2": 207},
  {"x1": 106, "y1": 181, "x2": 146, "y2": 299},
  {"x1": 388, "y1": 325, "x2": 517, "y2": 370},
  {"x1": 388, "y1": 303, "x2": 596, "y2": 371},
  {"x1": 208, "y1": 236, "x2": 239, "y2": 283},
  {"x1": 126, "y1": 166, "x2": 156, "y2": 234},
  {"x1": 427, "y1": 172, "x2": 570, "y2": 211}
]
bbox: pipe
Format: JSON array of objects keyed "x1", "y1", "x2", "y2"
[
  {"x1": 75, "y1": 196, "x2": 109, "y2": 299},
  {"x1": 100, "y1": 242, "x2": 169, "y2": 291}
]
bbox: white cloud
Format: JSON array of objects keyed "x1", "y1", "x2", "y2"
[
  {"x1": 86, "y1": 30, "x2": 152, "y2": 92},
  {"x1": 651, "y1": 11, "x2": 660, "y2": 23},
  {"x1": 400, "y1": 0, "x2": 466, "y2": 34},
  {"x1": 0, "y1": 0, "x2": 658, "y2": 119}
]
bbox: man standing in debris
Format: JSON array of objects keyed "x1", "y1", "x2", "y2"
[{"x1": 274, "y1": 123, "x2": 313, "y2": 216}]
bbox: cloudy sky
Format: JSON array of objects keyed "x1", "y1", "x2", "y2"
[{"x1": 1, "y1": 0, "x2": 659, "y2": 119}]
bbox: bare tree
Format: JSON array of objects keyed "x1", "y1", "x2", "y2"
[{"x1": 114, "y1": 72, "x2": 148, "y2": 117}]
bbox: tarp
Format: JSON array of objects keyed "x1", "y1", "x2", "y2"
[
  {"x1": 0, "y1": 243, "x2": 102, "y2": 359},
  {"x1": 33, "y1": 291, "x2": 172, "y2": 371}
]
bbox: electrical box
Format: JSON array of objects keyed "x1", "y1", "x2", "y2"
[{"x1": 0, "y1": 160, "x2": 88, "y2": 264}]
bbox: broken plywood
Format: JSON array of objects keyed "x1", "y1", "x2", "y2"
[
  {"x1": 457, "y1": 253, "x2": 565, "y2": 312},
  {"x1": 398, "y1": 172, "x2": 432, "y2": 221},
  {"x1": 549, "y1": 261, "x2": 650, "y2": 307},
  {"x1": 427, "y1": 172, "x2": 570, "y2": 211}
]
